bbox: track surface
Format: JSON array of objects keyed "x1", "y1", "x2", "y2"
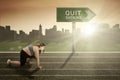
[{"x1": 0, "y1": 52, "x2": 120, "y2": 80}]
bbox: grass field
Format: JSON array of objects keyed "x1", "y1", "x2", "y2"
[{"x1": 0, "y1": 36, "x2": 120, "y2": 52}]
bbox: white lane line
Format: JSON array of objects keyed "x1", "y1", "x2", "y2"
[
  {"x1": 39, "y1": 56, "x2": 120, "y2": 58},
  {"x1": 8, "y1": 62, "x2": 120, "y2": 63},
  {"x1": 40, "y1": 62, "x2": 120, "y2": 64},
  {"x1": 1, "y1": 51, "x2": 120, "y2": 53},
  {"x1": 0, "y1": 75, "x2": 120, "y2": 77},
  {"x1": 2, "y1": 56, "x2": 120, "y2": 58},
  {"x1": 0, "y1": 69, "x2": 120, "y2": 70},
  {"x1": 1, "y1": 62, "x2": 120, "y2": 64}
]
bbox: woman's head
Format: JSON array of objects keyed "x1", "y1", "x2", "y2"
[
  {"x1": 36, "y1": 43, "x2": 46, "y2": 47},
  {"x1": 37, "y1": 43, "x2": 46, "y2": 53},
  {"x1": 40, "y1": 43, "x2": 46, "y2": 47}
]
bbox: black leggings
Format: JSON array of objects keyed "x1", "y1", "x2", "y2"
[{"x1": 20, "y1": 50, "x2": 30, "y2": 66}]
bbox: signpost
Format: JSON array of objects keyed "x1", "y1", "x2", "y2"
[{"x1": 57, "y1": 7, "x2": 95, "y2": 53}]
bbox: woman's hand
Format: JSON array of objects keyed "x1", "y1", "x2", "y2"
[{"x1": 38, "y1": 65, "x2": 42, "y2": 69}]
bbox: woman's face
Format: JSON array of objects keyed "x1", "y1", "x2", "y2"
[
  {"x1": 39, "y1": 46, "x2": 45, "y2": 51},
  {"x1": 40, "y1": 46, "x2": 45, "y2": 50}
]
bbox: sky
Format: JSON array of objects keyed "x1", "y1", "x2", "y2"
[{"x1": 0, "y1": 0, "x2": 120, "y2": 34}]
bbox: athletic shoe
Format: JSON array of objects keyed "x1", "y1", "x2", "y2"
[{"x1": 7, "y1": 59, "x2": 11, "y2": 65}]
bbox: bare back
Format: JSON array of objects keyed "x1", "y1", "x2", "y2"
[{"x1": 22, "y1": 46, "x2": 39, "y2": 58}]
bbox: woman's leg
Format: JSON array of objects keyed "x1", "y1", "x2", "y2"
[
  {"x1": 7, "y1": 50, "x2": 26, "y2": 67},
  {"x1": 10, "y1": 61, "x2": 20, "y2": 66},
  {"x1": 7, "y1": 59, "x2": 21, "y2": 67}
]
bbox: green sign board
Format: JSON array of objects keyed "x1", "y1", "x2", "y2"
[{"x1": 57, "y1": 7, "x2": 95, "y2": 22}]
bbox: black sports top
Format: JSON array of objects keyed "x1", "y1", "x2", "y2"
[{"x1": 28, "y1": 46, "x2": 35, "y2": 58}]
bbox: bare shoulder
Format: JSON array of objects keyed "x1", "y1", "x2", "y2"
[
  {"x1": 33, "y1": 46, "x2": 39, "y2": 53},
  {"x1": 33, "y1": 46, "x2": 39, "y2": 50}
]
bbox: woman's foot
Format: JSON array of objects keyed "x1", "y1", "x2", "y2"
[{"x1": 7, "y1": 59, "x2": 11, "y2": 65}]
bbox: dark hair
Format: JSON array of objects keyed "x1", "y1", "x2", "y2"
[
  {"x1": 37, "y1": 43, "x2": 46, "y2": 47},
  {"x1": 40, "y1": 43, "x2": 46, "y2": 46}
]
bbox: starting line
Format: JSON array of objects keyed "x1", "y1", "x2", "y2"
[{"x1": 0, "y1": 75, "x2": 120, "y2": 77}]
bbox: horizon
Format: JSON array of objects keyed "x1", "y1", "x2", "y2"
[
  {"x1": 0, "y1": 24, "x2": 71, "y2": 35},
  {"x1": 0, "y1": 23, "x2": 119, "y2": 35}
]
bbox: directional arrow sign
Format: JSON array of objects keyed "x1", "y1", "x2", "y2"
[{"x1": 57, "y1": 7, "x2": 96, "y2": 22}]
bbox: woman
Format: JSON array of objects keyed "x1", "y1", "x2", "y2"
[{"x1": 7, "y1": 43, "x2": 46, "y2": 69}]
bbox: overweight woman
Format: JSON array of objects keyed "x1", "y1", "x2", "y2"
[{"x1": 7, "y1": 43, "x2": 46, "y2": 69}]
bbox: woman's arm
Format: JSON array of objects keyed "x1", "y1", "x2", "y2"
[{"x1": 34, "y1": 47, "x2": 42, "y2": 69}]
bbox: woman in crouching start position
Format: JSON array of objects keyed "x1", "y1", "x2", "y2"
[{"x1": 7, "y1": 43, "x2": 46, "y2": 69}]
